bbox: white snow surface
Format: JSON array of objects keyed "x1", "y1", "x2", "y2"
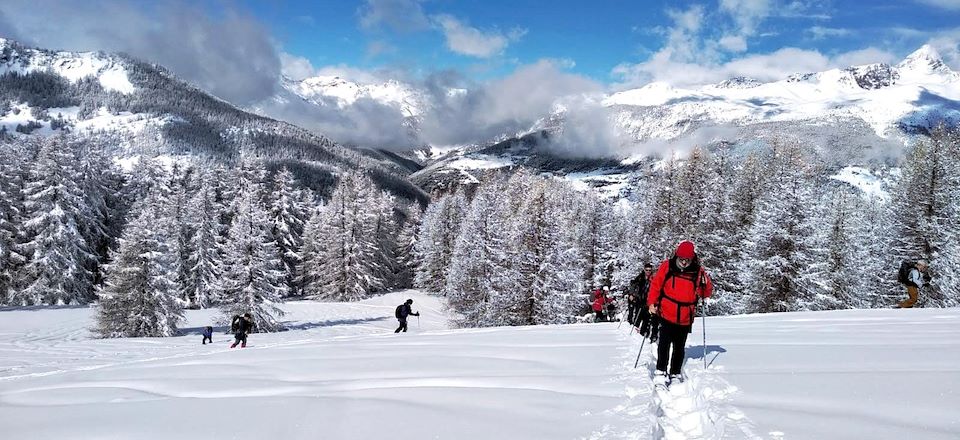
[
  {"x1": 0, "y1": 291, "x2": 958, "y2": 439},
  {"x1": 829, "y1": 166, "x2": 891, "y2": 201},
  {"x1": 0, "y1": 39, "x2": 135, "y2": 94}
]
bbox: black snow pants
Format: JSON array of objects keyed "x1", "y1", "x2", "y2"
[
  {"x1": 656, "y1": 320, "x2": 691, "y2": 375},
  {"x1": 231, "y1": 332, "x2": 247, "y2": 348},
  {"x1": 395, "y1": 319, "x2": 408, "y2": 333}
]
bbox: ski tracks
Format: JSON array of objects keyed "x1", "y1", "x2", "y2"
[{"x1": 593, "y1": 327, "x2": 762, "y2": 440}]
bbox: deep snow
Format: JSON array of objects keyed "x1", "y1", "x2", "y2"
[{"x1": 0, "y1": 291, "x2": 957, "y2": 439}]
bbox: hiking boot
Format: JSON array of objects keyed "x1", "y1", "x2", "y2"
[
  {"x1": 653, "y1": 371, "x2": 669, "y2": 387},
  {"x1": 669, "y1": 374, "x2": 684, "y2": 384}
]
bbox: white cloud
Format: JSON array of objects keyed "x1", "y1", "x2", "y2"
[
  {"x1": 720, "y1": 0, "x2": 772, "y2": 36},
  {"x1": 612, "y1": 46, "x2": 901, "y2": 89},
  {"x1": 280, "y1": 52, "x2": 318, "y2": 80},
  {"x1": 719, "y1": 35, "x2": 748, "y2": 52},
  {"x1": 808, "y1": 26, "x2": 851, "y2": 40},
  {"x1": 832, "y1": 47, "x2": 897, "y2": 67},
  {"x1": 432, "y1": 14, "x2": 526, "y2": 58},
  {"x1": 358, "y1": 0, "x2": 429, "y2": 33},
  {"x1": 915, "y1": 0, "x2": 960, "y2": 10}
]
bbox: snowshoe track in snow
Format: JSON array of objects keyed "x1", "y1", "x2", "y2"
[{"x1": 634, "y1": 333, "x2": 757, "y2": 439}]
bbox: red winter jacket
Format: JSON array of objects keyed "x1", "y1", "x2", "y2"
[
  {"x1": 647, "y1": 257, "x2": 713, "y2": 326},
  {"x1": 592, "y1": 290, "x2": 610, "y2": 312}
]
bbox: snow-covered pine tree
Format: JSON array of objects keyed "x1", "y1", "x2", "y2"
[
  {"x1": 392, "y1": 203, "x2": 422, "y2": 289},
  {"x1": 690, "y1": 145, "x2": 741, "y2": 315},
  {"x1": 444, "y1": 180, "x2": 511, "y2": 327},
  {"x1": 15, "y1": 136, "x2": 96, "y2": 305},
  {"x1": 302, "y1": 172, "x2": 384, "y2": 301},
  {"x1": 95, "y1": 187, "x2": 183, "y2": 338},
  {"x1": 219, "y1": 170, "x2": 287, "y2": 332},
  {"x1": 0, "y1": 146, "x2": 25, "y2": 304},
  {"x1": 167, "y1": 163, "x2": 194, "y2": 307},
  {"x1": 414, "y1": 190, "x2": 467, "y2": 293},
  {"x1": 533, "y1": 182, "x2": 589, "y2": 324},
  {"x1": 75, "y1": 143, "x2": 121, "y2": 287},
  {"x1": 739, "y1": 141, "x2": 827, "y2": 313},
  {"x1": 499, "y1": 178, "x2": 582, "y2": 326},
  {"x1": 267, "y1": 167, "x2": 310, "y2": 296},
  {"x1": 889, "y1": 126, "x2": 960, "y2": 307},
  {"x1": 184, "y1": 171, "x2": 225, "y2": 308},
  {"x1": 369, "y1": 188, "x2": 398, "y2": 291},
  {"x1": 816, "y1": 188, "x2": 866, "y2": 310}
]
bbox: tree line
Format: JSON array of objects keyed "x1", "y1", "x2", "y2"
[{"x1": 416, "y1": 128, "x2": 960, "y2": 326}]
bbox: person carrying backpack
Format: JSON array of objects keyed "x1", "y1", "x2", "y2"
[
  {"x1": 592, "y1": 287, "x2": 611, "y2": 322},
  {"x1": 230, "y1": 313, "x2": 255, "y2": 348},
  {"x1": 395, "y1": 299, "x2": 420, "y2": 333},
  {"x1": 632, "y1": 263, "x2": 658, "y2": 341},
  {"x1": 201, "y1": 326, "x2": 213, "y2": 345},
  {"x1": 897, "y1": 260, "x2": 930, "y2": 308},
  {"x1": 648, "y1": 240, "x2": 713, "y2": 385}
]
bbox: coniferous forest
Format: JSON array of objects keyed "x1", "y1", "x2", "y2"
[
  {"x1": 416, "y1": 129, "x2": 960, "y2": 326},
  {"x1": 2, "y1": 128, "x2": 957, "y2": 336}
]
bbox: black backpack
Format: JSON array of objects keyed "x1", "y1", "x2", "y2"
[
  {"x1": 395, "y1": 305, "x2": 403, "y2": 319},
  {"x1": 898, "y1": 261, "x2": 915, "y2": 285}
]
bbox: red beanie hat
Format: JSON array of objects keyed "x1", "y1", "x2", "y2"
[{"x1": 676, "y1": 240, "x2": 696, "y2": 259}]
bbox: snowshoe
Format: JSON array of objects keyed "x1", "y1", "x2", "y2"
[{"x1": 653, "y1": 371, "x2": 669, "y2": 390}]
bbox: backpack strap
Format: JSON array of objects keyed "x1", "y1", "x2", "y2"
[{"x1": 657, "y1": 267, "x2": 704, "y2": 324}]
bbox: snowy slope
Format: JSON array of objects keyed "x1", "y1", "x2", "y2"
[
  {"x1": 280, "y1": 75, "x2": 429, "y2": 118},
  {"x1": 0, "y1": 38, "x2": 135, "y2": 94},
  {"x1": 604, "y1": 45, "x2": 960, "y2": 142},
  {"x1": 1, "y1": 292, "x2": 957, "y2": 439}
]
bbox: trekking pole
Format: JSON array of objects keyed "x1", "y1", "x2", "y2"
[
  {"x1": 633, "y1": 335, "x2": 648, "y2": 369},
  {"x1": 417, "y1": 314, "x2": 421, "y2": 329},
  {"x1": 701, "y1": 298, "x2": 708, "y2": 370},
  {"x1": 617, "y1": 307, "x2": 627, "y2": 329}
]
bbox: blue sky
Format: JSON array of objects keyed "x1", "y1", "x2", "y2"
[
  {"x1": 1, "y1": 0, "x2": 959, "y2": 103},
  {"x1": 238, "y1": 0, "x2": 960, "y2": 86}
]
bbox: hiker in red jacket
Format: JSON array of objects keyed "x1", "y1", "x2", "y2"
[
  {"x1": 592, "y1": 286, "x2": 612, "y2": 322},
  {"x1": 648, "y1": 240, "x2": 713, "y2": 383}
]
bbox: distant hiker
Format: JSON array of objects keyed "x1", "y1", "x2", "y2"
[
  {"x1": 897, "y1": 260, "x2": 930, "y2": 308},
  {"x1": 633, "y1": 263, "x2": 659, "y2": 341},
  {"x1": 604, "y1": 286, "x2": 618, "y2": 321},
  {"x1": 230, "y1": 313, "x2": 254, "y2": 348},
  {"x1": 202, "y1": 326, "x2": 213, "y2": 345},
  {"x1": 395, "y1": 299, "x2": 420, "y2": 333},
  {"x1": 592, "y1": 287, "x2": 612, "y2": 322},
  {"x1": 648, "y1": 241, "x2": 713, "y2": 384},
  {"x1": 627, "y1": 273, "x2": 643, "y2": 324}
]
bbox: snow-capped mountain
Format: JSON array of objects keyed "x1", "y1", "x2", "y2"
[
  {"x1": 0, "y1": 38, "x2": 136, "y2": 94},
  {"x1": 604, "y1": 45, "x2": 960, "y2": 143},
  {"x1": 0, "y1": 38, "x2": 427, "y2": 203},
  {"x1": 281, "y1": 75, "x2": 428, "y2": 118},
  {"x1": 405, "y1": 45, "x2": 960, "y2": 197}
]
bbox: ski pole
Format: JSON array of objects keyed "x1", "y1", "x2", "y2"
[
  {"x1": 617, "y1": 307, "x2": 627, "y2": 329},
  {"x1": 417, "y1": 314, "x2": 420, "y2": 329},
  {"x1": 633, "y1": 335, "x2": 647, "y2": 369}
]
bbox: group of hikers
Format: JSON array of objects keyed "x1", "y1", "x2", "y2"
[
  {"x1": 596, "y1": 240, "x2": 932, "y2": 384},
  {"x1": 201, "y1": 302, "x2": 422, "y2": 348},
  {"x1": 597, "y1": 240, "x2": 713, "y2": 384},
  {"x1": 207, "y1": 242, "x2": 931, "y2": 377}
]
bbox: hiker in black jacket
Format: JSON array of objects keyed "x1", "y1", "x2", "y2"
[
  {"x1": 395, "y1": 299, "x2": 420, "y2": 333},
  {"x1": 230, "y1": 313, "x2": 255, "y2": 348},
  {"x1": 632, "y1": 263, "x2": 658, "y2": 341}
]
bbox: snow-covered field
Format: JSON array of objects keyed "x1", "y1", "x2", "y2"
[{"x1": 1, "y1": 291, "x2": 957, "y2": 439}]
